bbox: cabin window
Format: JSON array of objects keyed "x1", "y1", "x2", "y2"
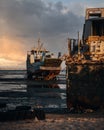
[
  {"x1": 96, "y1": 49, "x2": 100, "y2": 52},
  {"x1": 83, "y1": 19, "x2": 104, "y2": 41},
  {"x1": 89, "y1": 13, "x2": 101, "y2": 19},
  {"x1": 92, "y1": 20, "x2": 104, "y2": 36},
  {"x1": 91, "y1": 46, "x2": 95, "y2": 52}
]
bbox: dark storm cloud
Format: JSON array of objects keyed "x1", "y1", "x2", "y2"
[
  {"x1": 0, "y1": 0, "x2": 46, "y2": 37},
  {"x1": 0, "y1": 0, "x2": 84, "y2": 54},
  {"x1": 0, "y1": 0, "x2": 83, "y2": 37}
]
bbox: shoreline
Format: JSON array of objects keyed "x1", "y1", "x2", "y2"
[{"x1": 0, "y1": 112, "x2": 104, "y2": 130}]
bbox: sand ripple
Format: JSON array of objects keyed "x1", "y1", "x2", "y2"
[{"x1": 0, "y1": 114, "x2": 104, "y2": 130}]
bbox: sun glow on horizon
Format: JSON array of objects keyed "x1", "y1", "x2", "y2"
[{"x1": 0, "y1": 36, "x2": 26, "y2": 69}]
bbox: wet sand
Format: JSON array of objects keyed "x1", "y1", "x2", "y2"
[
  {"x1": 0, "y1": 70, "x2": 103, "y2": 129},
  {"x1": 0, "y1": 112, "x2": 104, "y2": 130}
]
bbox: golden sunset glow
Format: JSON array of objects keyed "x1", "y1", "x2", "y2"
[
  {"x1": 0, "y1": 0, "x2": 103, "y2": 70},
  {"x1": 0, "y1": 36, "x2": 26, "y2": 69}
]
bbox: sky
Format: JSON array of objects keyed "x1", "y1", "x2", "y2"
[{"x1": 0, "y1": 0, "x2": 104, "y2": 69}]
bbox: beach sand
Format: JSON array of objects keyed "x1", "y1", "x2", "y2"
[{"x1": 0, "y1": 111, "x2": 104, "y2": 130}]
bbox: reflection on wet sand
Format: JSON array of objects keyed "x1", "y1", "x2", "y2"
[
  {"x1": 26, "y1": 83, "x2": 66, "y2": 108},
  {"x1": 0, "y1": 70, "x2": 66, "y2": 112}
]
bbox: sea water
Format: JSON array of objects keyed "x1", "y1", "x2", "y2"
[{"x1": 0, "y1": 70, "x2": 66, "y2": 109}]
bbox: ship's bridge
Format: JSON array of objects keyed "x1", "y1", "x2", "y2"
[
  {"x1": 82, "y1": 8, "x2": 104, "y2": 59},
  {"x1": 83, "y1": 8, "x2": 104, "y2": 41},
  {"x1": 85, "y1": 8, "x2": 104, "y2": 20}
]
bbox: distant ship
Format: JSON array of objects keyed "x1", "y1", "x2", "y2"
[
  {"x1": 26, "y1": 38, "x2": 62, "y2": 80},
  {"x1": 66, "y1": 8, "x2": 104, "y2": 109}
]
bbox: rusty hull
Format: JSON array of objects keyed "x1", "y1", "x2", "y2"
[{"x1": 66, "y1": 61, "x2": 104, "y2": 109}]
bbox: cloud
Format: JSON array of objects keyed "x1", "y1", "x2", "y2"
[
  {"x1": 0, "y1": 36, "x2": 26, "y2": 68},
  {"x1": 0, "y1": 37, "x2": 25, "y2": 60},
  {"x1": 0, "y1": 0, "x2": 84, "y2": 37},
  {"x1": 0, "y1": 0, "x2": 85, "y2": 68}
]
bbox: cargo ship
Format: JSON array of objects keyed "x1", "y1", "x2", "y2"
[
  {"x1": 66, "y1": 8, "x2": 104, "y2": 110},
  {"x1": 26, "y1": 38, "x2": 62, "y2": 80}
]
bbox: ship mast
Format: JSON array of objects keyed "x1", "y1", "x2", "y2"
[
  {"x1": 68, "y1": 38, "x2": 71, "y2": 57},
  {"x1": 37, "y1": 37, "x2": 41, "y2": 55},
  {"x1": 78, "y1": 31, "x2": 81, "y2": 60}
]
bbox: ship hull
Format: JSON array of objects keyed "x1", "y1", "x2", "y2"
[
  {"x1": 27, "y1": 58, "x2": 62, "y2": 80},
  {"x1": 66, "y1": 62, "x2": 104, "y2": 109}
]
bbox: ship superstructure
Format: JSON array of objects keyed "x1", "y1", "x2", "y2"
[
  {"x1": 66, "y1": 8, "x2": 104, "y2": 109},
  {"x1": 26, "y1": 38, "x2": 62, "y2": 80}
]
